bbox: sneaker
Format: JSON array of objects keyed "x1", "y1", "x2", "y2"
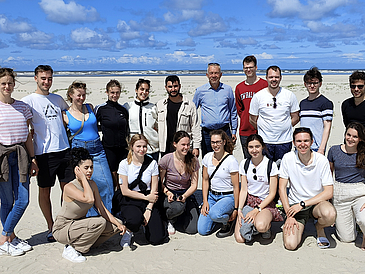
[
  {"x1": 11, "y1": 237, "x2": 32, "y2": 252},
  {"x1": 62, "y1": 245, "x2": 86, "y2": 263},
  {"x1": 0, "y1": 241, "x2": 25, "y2": 256},
  {"x1": 167, "y1": 221, "x2": 176, "y2": 235},
  {"x1": 120, "y1": 230, "x2": 133, "y2": 248},
  {"x1": 216, "y1": 221, "x2": 234, "y2": 238},
  {"x1": 262, "y1": 229, "x2": 272, "y2": 239}
]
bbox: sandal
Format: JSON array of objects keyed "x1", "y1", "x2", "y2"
[{"x1": 47, "y1": 232, "x2": 56, "y2": 242}]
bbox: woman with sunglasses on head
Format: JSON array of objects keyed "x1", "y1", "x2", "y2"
[
  {"x1": 53, "y1": 147, "x2": 126, "y2": 263},
  {"x1": 159, "y1": 131, "x2": 200, "y2": 235},
  {"x1": 328, "y1": 122, "x2": 365, "y2": 250},
  {"x1": 63, "y1": 81, "x2": 114, "y2": 216},
  {"x1": 123, "y1": 79, "x2": 159, "y2": 161},
  {"x1": 0, "y1": 68, "x2": 38, "y2": 256},
  {"x1": 234, "y1": 134, "x2": 283, "y2": 243},
  {"x1": 197, "y1": 129, "x2": 239, "y2": 238},
  {"x1": 95, "y1": 80, "x2": 130, "y2": 189},
  {"x1": 117, "y1": 134, "x2": 167, "y2": 247}
]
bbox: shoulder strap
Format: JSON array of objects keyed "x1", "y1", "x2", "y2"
[
  {"x1": 137, "y1": 155, "x2": 153, "y2": 181},
  {"x1": 69, "y1": 105, "x2": 85, "y2": 141},
  {"x1": 209, "y1": 154, "x2": 230, "y2": 182},
  {"x1": 267, "y1": 159, "x2": 273, "y2": 182},
  {"x1": 244, "y1": 158, "x2": 250, "y2": 174}
]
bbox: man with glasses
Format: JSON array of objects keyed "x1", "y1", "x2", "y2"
[
  {"x1": 193, "y1": 63, "x2": 238, "y2": 156},
  {"x1": 22, "y1": 65, "x2": 74, "y2": 242},
  {"x1": 249, "y1": 65, "x2": 299, "y2": 164},
  {"x1": 299, "y1": 67, "x2": 333, "y2": 155},
  {"x1": 157, "y1": 75, "x2": 201, "y2": 157},
  {"x1": 341, "y1": 71, "x2": 365, "y2": 127},
  {"x1": 235, "y1": 55, "x2": 268, "y2": 158}
]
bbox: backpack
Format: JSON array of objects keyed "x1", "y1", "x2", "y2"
[{"x1": 243, "y1": 157, "x2": 273, "y2": 182}]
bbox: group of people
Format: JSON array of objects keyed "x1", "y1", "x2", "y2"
[{"x1": 1, "y1": 57, "x2": 365, "y2": 262}]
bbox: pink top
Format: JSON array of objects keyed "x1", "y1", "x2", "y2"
[
  {"x1": 159, "y1": 153, "x2": 200, "y2": 191},
  {"x1": 0, "y1": 100, "x2": 32, "y2": 145}
]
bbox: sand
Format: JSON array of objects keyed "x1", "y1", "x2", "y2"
[{"x1": 1, "y1": 74, "x2": 364, "y2": 274}]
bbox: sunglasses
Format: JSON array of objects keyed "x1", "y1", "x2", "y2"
[
  {"x1": 253, "y1": 168, "x2": 257, "y2": 180},
  {"x1": 350, "y1": 84, "x2": 364, "y2": 90},
  {"x1": 273, "y1": 97, "x2": 277, "y2": 109}
]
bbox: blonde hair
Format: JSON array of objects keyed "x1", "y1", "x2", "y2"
[
  {"x1": 127, "y1": 134, "x2": 149, "y2": 164},
  {"x1": 67, "y1": 81, "x2": 86, "y2": 102}
]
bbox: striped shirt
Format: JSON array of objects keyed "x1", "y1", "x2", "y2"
[{"x1": 0, "y1": 100, "x2": 32, "y2": 145}]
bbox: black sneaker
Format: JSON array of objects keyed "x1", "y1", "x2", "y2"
[{"x1": 216, "y1": 221, "x2": 234, "y2": 238}]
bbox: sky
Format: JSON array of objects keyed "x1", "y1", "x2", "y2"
[{"x1": 0, "y1": 0, "x2": 365, "y2": 71}]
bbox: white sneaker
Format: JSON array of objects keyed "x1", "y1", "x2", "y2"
[
  {"x1": 120, "y1": 231, "x2": 133, "y2": 248},
  {"x1": 62, "y1": 245, "x2": 86, "y2": 263},
  {"x1": 167, "y1": 221, "x2": 176, "y2": 235},
  {"x1": 11, "y1": 237, "x2": 32, "y2": 252},
  {"x1": 0, "y1": 241, "x2": 25, "y2": 256}
]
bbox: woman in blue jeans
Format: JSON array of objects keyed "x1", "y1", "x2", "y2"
[
  {"x1": 198, "y1": 129, "x2": 239, "y2": 237},
  {"x1": 0, "y1": 68, "x2": 38, "y2": 256},
  {"x1": 63, "y1": 81, "x2": 114, "y2": 216}
]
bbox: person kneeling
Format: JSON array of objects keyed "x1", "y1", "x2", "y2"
[
  {"x1": 53, "y1": 148, "x2": 126, "y2": 263},
  {"x1": 279, "y1": 127, "x2": 336, "y2": 250}
]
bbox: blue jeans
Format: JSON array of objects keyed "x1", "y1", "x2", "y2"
[
  {"x1": 201, "y1": 127, "x2": 232, "y2": 157},
  {"x1": 0, "y1": 152, "x2": 30, "y2": 236},
  {"x1": 72, "y1": 138, "x2": 114, "y2": 217},
  {"x1": 197, "y1": 192, "x2": 234, "y2": 236}
]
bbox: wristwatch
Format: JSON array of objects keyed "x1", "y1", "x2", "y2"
[
  {"x1": 300, "y1": 201, "x2": 306, "y2": 209},
  {"x1": 254, "y1": 205, "x2": 262, "y2": 212}
]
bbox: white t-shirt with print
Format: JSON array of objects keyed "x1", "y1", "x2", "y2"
[
  {"x1": 117, "y1": 158, "x2": 159, "y2": 192},
  {"x1": 22, "y1": 93, "x2": 69, "y2": 155},
  {"x1": 239, "y1": 156, "x2": 279, "y2": 200},
  {"x1": 202, "y1": 152, "x2": 239, "y2": 192}
]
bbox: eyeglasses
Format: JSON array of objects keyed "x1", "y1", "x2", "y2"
[
  {"x1": 350, "y1": 84, "x2": 364, "y2": 90},
  {"x1": 253, "y1": 168, "x2": 257, "y2": 180},
  {"x1": 243, "y1": 66, "x2": 255, "y2": 71},
  {"x1": 211, "y1": 140, "x2": 223, "y2": 145},
  {"x1": 273, "y1": 97, "x2": 277, "y2": 109},
  {"x1": 306, "y1": 82, "x2": 320, "y2": 86}
]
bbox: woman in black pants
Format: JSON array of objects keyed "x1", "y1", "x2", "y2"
[{"x1": 117, "y1": 134, "x2": 167, "y2": 247}]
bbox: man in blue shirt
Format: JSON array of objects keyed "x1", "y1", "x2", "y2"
[{"x1": 193, "y1": 63, "x2": 238, "y2": 156}]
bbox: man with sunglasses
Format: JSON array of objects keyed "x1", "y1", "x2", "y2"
[
  {"x1": 299, "y1": 67, "x2": 333, "y2": 155},
  {"x1": 249, "y1": 66, "x2": 299, "y2": 164},
  {"x1": 193, "y1": 63, "x2": 238, "y2": 157},
  {"x1": 22, "y1": 65, "x2": 74, "y2": 242},
  {"x1": 341, "y1": 71, "x2": 365, "y2": 127}
]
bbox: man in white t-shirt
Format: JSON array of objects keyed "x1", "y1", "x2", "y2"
[
  {"x1": 279, "y1": 127, "x2": 336, "y2": 250},
  {"x1": 22, "y1": 65, "x2": 74, "y2": 242},
  {"x1": 249, "y1": 66, "x2": 300, "y2": 163}
]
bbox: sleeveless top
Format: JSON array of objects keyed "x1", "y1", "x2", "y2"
[
  {"x1": 56, "y1": 179, "x2": 93, "y2": 220},
  {"x1": 66, "y1": 104, "x2": 99, "y2": 141}
]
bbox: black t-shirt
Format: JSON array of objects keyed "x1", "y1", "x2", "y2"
[
  {"x1": 166, "y1": 99, "x2": 182, "y2": 153},
  {"x1": 341, "y1": 97, "x2": 365, "y2": 127}
]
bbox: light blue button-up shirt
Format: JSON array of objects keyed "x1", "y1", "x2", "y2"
[{"x1": 193, "y1": 82, "x2": 238, "y2": 134}]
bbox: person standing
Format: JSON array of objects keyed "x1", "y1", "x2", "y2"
[
  {"x1": 157, "y1": 75, "x2": 201, "y2": 157},
  {"x1": 22, "y1": 65, "x2": 75, "y2": 242},
  {"x1": 124, "y1": 79, "x2": 159, "y2": 161},
  {"x1": 300, "y1": 67, "x2": 333, "y2": 154},
  {"x1": 235, "y1": 56, "x2": 268, "y2": 158},
  {"x1": 249, "y1": 65, "x2": 300, "y2": 163},
  {"x1": 341, "y1": 71, "x2": 365, "y2": 128},
  {"x1": 193, "y1": 63, "x2": 238, "y2": 156},
  {"x1": 0, "y1": 68, "x2": 38, "y2": 256},
  {"x1": 95, "y1": 80, "x2": 129, "y2": 189}
]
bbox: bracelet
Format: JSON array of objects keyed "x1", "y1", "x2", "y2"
[
  {"x1": 146, "y1": 207, "x2": 152, "y2": 212},
  {"x1": 238, "y1": 207, "x2": 243, "y2": 211},
  {"x1": 233, "y1": 207, "x2": 238, "y2": 211},
  {"x1": 254, "y1": 205, "x2": 262, "y2": 212},
  {"x1": 30, "y1": 156, "x2": 36, "y2": 161}
]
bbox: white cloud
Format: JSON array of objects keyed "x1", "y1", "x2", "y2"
[
  {"x1": 176, "y1": 37, "x2": 196, "y2": 47},
  {"x1": 256, "y1": 52, "x2": 274, "y2": 59},
  {"x1": 268, "y1": 0, "x2": 353, "y2": 20},
  {"x1": 70, "y1": 27, "x2": 114, "y2": 49},
  {"x1": 342, "y1": 53, "x2": 363, "y2": 59},
  {"x1": 0, "y1": 15, "x2": 32, "y2": 33},
  {"x1": 163, "y1": 10, "x2": 204, "y2": 24},
  {"x1": 129, "y1": 16, "x2": 167, "y2": 32},
  {"x1": 283, "y1": 55, "x2": 299, "y2": 59},
  {"x1": 39, "y1": 0, "x2": 100, "y2": 24},
  {"x1": 98, "y1": 55, "x2": 162, "y2": 65},
  {"x1": 15, "y1": 31, "x2": 55, "y2": 49},
  {"x1": 237, "y1": 38, "x2": 258, "y2": 46},
  {"x1": 165, "y1": 51, "x2": 214, "y2": 64},
  {"x1": 117, "y1": 20, "x2": 141, "y2": 40},
  {"x1": 188, "y1": 12, "x2": 228, "y2": 36},
  {"x1": 162, "y1": 0, "x2": 206, "y2": 10}
]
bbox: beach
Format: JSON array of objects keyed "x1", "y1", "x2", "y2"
[{"x1": 1, "y1": 74, "x2": 364, "y2": 274}]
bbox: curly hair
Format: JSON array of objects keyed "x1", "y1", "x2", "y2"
[{"x1": 71, "y1": 147, "x2": 93, "y2": 169}]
